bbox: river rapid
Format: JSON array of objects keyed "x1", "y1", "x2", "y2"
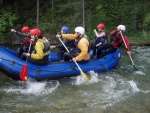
[{"x1": 0, "y1": 46, "x2": 150, "y2": 113}]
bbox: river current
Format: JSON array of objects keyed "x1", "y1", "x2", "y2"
[{"x1": 0, "y1": 46, "x2": 150, "y2": 113}]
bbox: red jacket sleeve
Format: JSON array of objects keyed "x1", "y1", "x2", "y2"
[{"x1": 110, "y1": 30, "x2": 117, "y2": 36}]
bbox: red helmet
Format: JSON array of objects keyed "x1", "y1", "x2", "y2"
[
  {"x1": 97, "y1": 23, "x2": 105, "y2": 29},
  {"x1": 30, "y1": 28, "x2": 41, "y2": 37},
  {"x1": 22, "y1": 26, "x2": 30, "y2": 33}
]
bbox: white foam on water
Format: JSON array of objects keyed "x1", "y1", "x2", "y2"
[
  {"x1": 72, "y1": 75, "x2": 85, "y2": 85},
  {"x1": 72, "y1": 71, "x2": 99, "y2": 85},
  {"x1": 128, "y1": 80, "x2": 150, "y2": 94},
  {"x1": 134, "y1": 70, "x2": 146, "y2": 75},
  {"x1": 88, "y1": 71, "x2": 99, "y2": 83},
  {"x1": 128, "y1": 80, "x2": 140, "y2": 93},
  {"x1": 4, "y1": 79, "x2": 60, "y2": 96},
  {"x1": 86, "y1": 75, "x2": 143, "y2": 109},
  {"x1": 132, "y1": 66, "x2": 146, "y2": 75},
  {"x1": 141, "y1": 90, "x2": 150, "y2": 93},
  {"x1": 76, "y1": 74, "x2": 150, "y2": 110},
  {"x1": 69, "y1": 74, "x2": 135, "y2": 109}
]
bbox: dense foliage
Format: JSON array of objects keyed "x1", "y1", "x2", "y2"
[
  {"x1": 0, "y1": 0, "x2": 150, "y2": 43},
  {"x1": 0, "y1": 10, "x2": 18, "y2": 42}
]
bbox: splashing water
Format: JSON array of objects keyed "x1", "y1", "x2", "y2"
[
  {"x1": 89, "y1": 75, "x2": 144, "y2": 108},
  {"x1": 128, "y1": 80, "x2": 140, "y2": 93},
  {"x1": 4, "y1": 79, "x2": 60, "y2": 96},
  {"x1": 72, "y1": 71, "x2": 99, "y2": 85},
  {"x1": 128, "y1": 80, "x2": 150, "y2": 94},
  {"x1": 133, "y1": 66, "x2": 146, "y2": 75}
]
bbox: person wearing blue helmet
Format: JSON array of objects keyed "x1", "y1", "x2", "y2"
[
  {"x1": 61, "y1": 26, "x2": 69, "y2": 33},
  {"x1": 50, "y1": 26, "x2": 75, "y2": 60}
]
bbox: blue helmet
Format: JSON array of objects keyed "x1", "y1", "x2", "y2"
[{"x1": 61, "y1": 26, "x2": 69, "y2": 33}]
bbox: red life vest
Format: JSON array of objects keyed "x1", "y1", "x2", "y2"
[
  {"x1": 110, "y1": 31, "x2": 123, "y2": 48},
  {"x1": 24, "y1": 37, "x2": 31, "y2": 46}
]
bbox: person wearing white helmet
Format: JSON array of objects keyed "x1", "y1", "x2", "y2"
[
  {"x1": 96, "y1": 25, "x2": 130, "y2": 58},
  {"x1": 56, "y1": 26, "x2": 90, "y2": 62},
  {"x1": 117, "y1": 25, "x2": 126, "y2": 31}
]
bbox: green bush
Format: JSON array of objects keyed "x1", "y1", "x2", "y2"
[{"x1": 0, "y1": 10, "x2": 18, "y2": 43}]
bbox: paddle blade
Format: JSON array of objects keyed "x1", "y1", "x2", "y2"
[
  {"x1": 20, "y1": 64, "x2": 28, "y2": 82},
  {"x1": 80, "y1": 70, "x2": 89, "y2": 81}
]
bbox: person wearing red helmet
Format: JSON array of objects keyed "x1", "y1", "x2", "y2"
[
  {"x1": 26, "y1": 28, "x2": 50, "y2": 65},
  {"x1": 96, "y1": 25, "x2": 130, "y2": 59},
  {"x1": 21, "y1": 26, "x2": 30, "y2": 33},
  {"x1": 21, "y1": 26, "x2": 32, "y2": 51},
  {"x1": 92, "y1": 23, "x2": 108, "y2": 58},
  {"x1": 11, "y1": 26, "x2": 33, "y2": 60}
]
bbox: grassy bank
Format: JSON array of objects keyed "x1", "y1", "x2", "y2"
[{"x1": 129, "y1": 31, "x2": 150, "y2": 46}]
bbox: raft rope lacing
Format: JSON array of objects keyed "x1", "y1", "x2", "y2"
[{"x1": 0, "y1": 56, "x2": 117, "y2": 73}]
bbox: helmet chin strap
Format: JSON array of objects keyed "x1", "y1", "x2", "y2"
[
  {"x1": 76, "y1": 34, "x2": 84, "y2": 40},
  {"x1": 77, "y1": 34, "x2": 81, "y2": 37},
  {"x1": 76, "y1": 34, "x2": 81, "y2": 39},
  {"x1": 33, "y1": 35, "x2": 38, "y2": 41},
  {"x1": 35, "y1": 37, "x2": 39, "y2": 41},
  {"x1": 77, "y1": 33, "x2": 84, "y2": 37}
]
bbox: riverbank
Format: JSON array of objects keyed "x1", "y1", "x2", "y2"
[
  {"x1": 130, "y1": 41, "x2": 150, "y2": 46},
  {"x1": 0, "y1": 41, "x2": 150, "y2": 47}
]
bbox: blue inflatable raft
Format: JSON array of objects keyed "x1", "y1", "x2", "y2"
[{"x1": 0, "y1": 46, "x2": 122, "y2": 81}]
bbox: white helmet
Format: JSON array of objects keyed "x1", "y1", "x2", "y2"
[
  {"x1": 75, "y1": 27, "x2": 85, "y2": 34},
  {"x1": 117, "y1": 25, "x2": 126, "y2": 31}
]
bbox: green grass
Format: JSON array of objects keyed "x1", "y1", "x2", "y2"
[{"x1": 128, "y1": 31, "x2": 150, "y2": 46}]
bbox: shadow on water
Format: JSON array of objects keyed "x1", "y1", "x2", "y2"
[{"x1": 0, "y1": 46, "x2": 150, "y2": 113}]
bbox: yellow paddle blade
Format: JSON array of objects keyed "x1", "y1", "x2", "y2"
[{"x1": 80, "y1": 71, "x2": 89, "y2": 81}]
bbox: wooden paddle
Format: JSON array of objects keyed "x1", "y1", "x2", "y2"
[
  {"x1": 20, "y1": 41, "x2": 32, "y2": 82},
  {"x1": 120, "y1": 31, "x2": 138, "y2": 70},
  {"x1": 58, "y1": 38, "x2": 89, "y2": 81}
]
